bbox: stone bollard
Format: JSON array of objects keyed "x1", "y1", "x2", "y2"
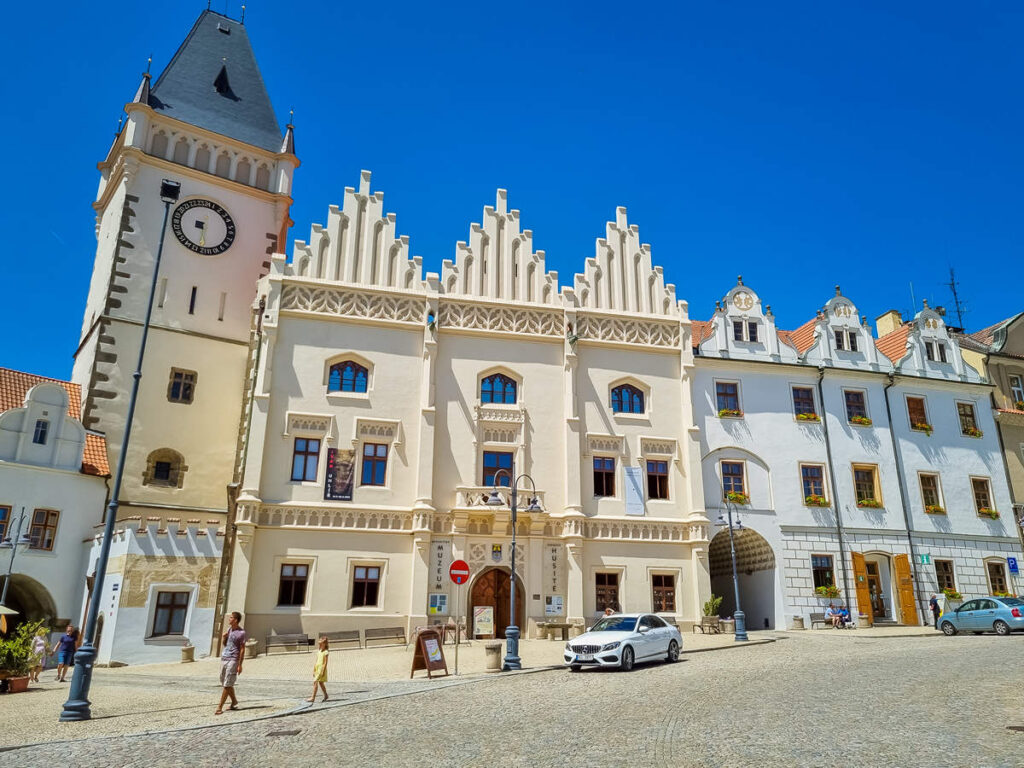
[
  {"x1": 181, "y1": 644, "x2": 195, "y2": 663},
  {"x1": 484, "y1": 641, "x2": 503, "y2": 672},
  {"x1": 791, "y1": 616, "x2": 805, "y2": 631},
  {"x1": 245, "y1": 637, "x2": 259, "y2": 659}
]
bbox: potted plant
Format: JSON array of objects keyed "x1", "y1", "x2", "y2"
[
  {"x1": 1015, "y1": 400, "x2": 1024, "y2": 411},
  {"x1": 924, "y1": 504, "x2": 946, "y2": 514},
  {"x1": 718, "y1": 408, "x2": 743, "y2": 419},
  {"x1": 912, "y1": 422, "x2": 933, "y2": 436},
  {"x1": 0, "y1": 619, "x2": 45, "y2": 693},
  {"x1": 849, "y1": 415, "x2": 873, "y2": 427},
  {"x1": 815, "y1": 584, "x2": 841, "y2": 599},
  {"x1": 725, "y1": 491, "x2": 750, "y2": 505},
  {"x1": 963, "y1": 426, "x2": 983, "y2": 438},
  {"x1": 796, "y1": 412, "x2": 821, "y2": 423},
  {"x1": 805, "y1": 494, "x2": 829, "y2": 507},
  {"x1": 703, "y1": 594, "x2": 723, "y2": 617},
  {"x1": 978, "y1": 507, "x2": 999, "y2": 520},
  {"x1": 857, "y1": 498, "x2": 883, "y2": 508}
]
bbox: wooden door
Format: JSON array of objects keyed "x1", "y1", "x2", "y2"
[
  {"x1": 893, "y1": 554, "x2": 919, "y2": 625},
  {"x1": 469, "y1": 568, "x2": 524, "y2": 639},
  {"x1": 851, "y1": 552, "x2": 873, "y2": 627},
  {"x1": 865, "y1": 563, "x2": 885, "y2": 617}
]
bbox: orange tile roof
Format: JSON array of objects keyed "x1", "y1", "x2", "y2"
[
  {"x1": 968, "y1": 319, "x2": 1009, "y2": 347},
  {"x1": 787, "y1": 318, "x2": 819, "y2": 355},
  {"x1": 690, "y1": 320, "x2": 714, "y2": 348},
  {"x1": 876, "y1": 324, "x2": 912, "y2": 364},
  {"x1": 0, "y1": 367, "x2": 109, "y2": 477},
  {"x1": 777, "y1": 329, "x2": 797, "y2": 351}
]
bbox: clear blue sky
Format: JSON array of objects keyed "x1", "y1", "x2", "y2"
[{"x1": 3, "y1": 1, "x2": 1021, "y2": 379}]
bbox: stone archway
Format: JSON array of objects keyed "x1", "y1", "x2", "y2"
[
  {"x1": 709, "y1": 527, "x2": 777, "y2": 630},
  {"x1": 468, "y1": 567, "x2": 525, "y2": 640},
  {"x1": 2, "y1": 574, "x2": 58, "y2": 634}
]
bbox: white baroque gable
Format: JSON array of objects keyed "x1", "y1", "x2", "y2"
[
  {"x1": 899, "y1": 304, "x2": 978, "y2": 381},
  {"x1": 0, "y1": 383, "x2": 86, "y2": 471},
  {"x1": 440, "y1": 189, "x2": 559, "y2": 305},
  {"x1": 698, "y1": 277, "x2": 798, "y2": 363},
  {"x1": 290, "y1": 170, "x2": 425, "y2": 291},
  {"x1": 572, "y1": 207, "x2": 679, "y2": 317},
  {"x1": 802, "y1": 287, "x2": 888, "y2": 372}
]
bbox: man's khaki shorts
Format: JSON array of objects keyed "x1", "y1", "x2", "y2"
[{"x1": 220, "y1": 659, "x2": 238, "y2": 688}]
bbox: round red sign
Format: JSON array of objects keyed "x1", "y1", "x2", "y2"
[{"x1": 449, "y1": 559, "x2": 471, "y2": 585}]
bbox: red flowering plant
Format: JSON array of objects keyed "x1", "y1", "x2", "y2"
[
  {"x1": 857, "y1": 498, "x2": 883, "y2": 509},
  {"x1": 978, "y1": 507, "x2": 999, "y2": 519},
  {"x1": 963, "y1": 426, "x2": 983, "y2": 438},
  {"x1": 850, "y1": 415, "x2": 873, "y2": 427},
  {"x1": 805, "y1": 494, "x2": 829, "y2": 507},
  {"x1": 924, "y1": 504, "x2": 945, "y2": 514},
  {"x1": 912, "y1": 422, "x2": 933, "y2": 436}
]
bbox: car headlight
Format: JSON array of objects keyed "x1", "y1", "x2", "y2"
[{"x1": 600, "y1": 641, "x2": 621, "y2": 651}]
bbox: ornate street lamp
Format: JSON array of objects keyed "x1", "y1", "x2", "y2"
[
  {"x1": 0, "y1": 507, "x2": 33, "y2": 607},
  {"x1": 716, "y1": 500, "x2": 749, "y2": 642},
  {"x1": 60, "y1": 179, "x2": 181, "y2": 721},
  {"x1": 486, "y1": 459, "x2": 541, "y2": 671}
]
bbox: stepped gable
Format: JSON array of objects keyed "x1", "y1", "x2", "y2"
[
  {"x1": 440, "y1": 190, "x2": 558, "y2": 304},
  {"x1": 147, "y1": 10, "x2": 282, "y2": 153}
]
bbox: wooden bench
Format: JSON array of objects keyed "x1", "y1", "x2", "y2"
[
  {"x1": 692, "y1": 616, "x2": 721, "y2": 634},
  {"x1": 809, "y1": 612, "x2": 830, "y2": 629},
  {"x1": 321, "y1": 630, "x2": 362, "y2": 649},
  {"x1": 364, "y1": 626, "x2": 406, "y2": 647},
  {"x1": 264, "y1": 632, "x2": 311, "y2": 654}
]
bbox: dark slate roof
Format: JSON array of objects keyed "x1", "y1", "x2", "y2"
[{"x1": 148, "y1": 11, "x2": 283, "y2": 153}]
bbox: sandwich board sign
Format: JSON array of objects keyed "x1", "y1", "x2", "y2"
[{"x1": 410, "y1": 628, "x2": 449, "y2": 679}]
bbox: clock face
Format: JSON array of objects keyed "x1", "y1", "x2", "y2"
[{"x1": 171, "y1": 199, "x2": 236, "y2": 256}]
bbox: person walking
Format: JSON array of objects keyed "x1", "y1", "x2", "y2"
[
  {"x1": 929, "y1": 594, "x2": 941, "y2": 630},
  {"x1": 307, "y1": 635, "x2": 330, "y2": 703},
  {"x1": 53, "y1": 625, "x2": 79, "y2": 682},
  {"x1": 215, "y1": 611, "x2": 247, "y2": 715},
  {"x1": 30, "y1": 627, "x2": 48, "y2": 682}
]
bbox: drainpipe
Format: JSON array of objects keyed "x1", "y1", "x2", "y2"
[
  {"x1": 816, "y1": 366, "x2": 852, "y2": 609},
  {"x1": 883, "y1": 373, "x2": 926, "y2": 625}
]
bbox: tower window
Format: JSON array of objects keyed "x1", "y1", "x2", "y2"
[
  {"x1": 167, "y1": 369, "x2": 197, "y2": 404},
  {"x1": 188, "y1": 286, "x2": 197, "y2": 315}
]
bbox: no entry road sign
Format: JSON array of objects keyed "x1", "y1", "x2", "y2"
[{"x1": 449, "y1": 560, "x2": 471, "y2": 585}]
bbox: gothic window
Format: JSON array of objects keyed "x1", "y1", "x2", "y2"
[
  {"x1": 150, "y1": 131, "x2": 168, "y2": 158},
  {"x1": 255, "y1": 164, "x2": 271, "y2": 191},
  {"x1": 235, "y1": 158, "x2": 252, "y2": 185},
  {"x1": 172, "y1": 137, "x2": 189, "y2": 165},
  {"x1": 143, "y1": 448, "x2": 188, "y2": 488},
  {"x1": 328, "y1": 361, "x2": 369, "y2": 393},
  {"x1": 215, "y1": 152, "x2": 231, "y2": 179},
  {"x1": 481, "y1": 374, "x2": 517, "y2": 404},
  {"x1": 195, "y1": 145, "x2": 211, "y2": 172},
  {"x1": 611, "y1": 384, "x2": 644, "y2": 414}
]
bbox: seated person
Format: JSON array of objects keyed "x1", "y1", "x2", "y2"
[
  {"x1": 824, "y1": 603, "x2": 841, "y2": 628},
  {"x1": 838, "y1": 605, "x2": 853, "y2": 628}
]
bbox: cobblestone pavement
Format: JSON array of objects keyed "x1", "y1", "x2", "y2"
[{"x1": 9, "y1": 631, "x2": 1023, "y2": 767}]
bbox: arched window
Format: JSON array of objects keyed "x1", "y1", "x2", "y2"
[
  {"x1": 143, "y1": 448, "x2": 188, "y2": 488},
  {"x1": 255, "y1": 164, "x2": 271, "y2": 191},
  {"x1": 481, "y1": 374, "x2": 517, "y2": 404},
  {"x1": 215, "y1": 152, "x2": 231, "y2": 179},
  {"x1": 328, "y1": 361, "x2": 369, "y2": 393},
  {"x1": 611, "y1": 384, "x2": 644, "y2": 414},
  {"x1": 172, "y1": 137, "x2": 189, "y2": 165}
]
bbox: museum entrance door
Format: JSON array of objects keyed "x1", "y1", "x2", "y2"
[{"x1": 469, "y1": 567, "x2": 525, "y2": 640}]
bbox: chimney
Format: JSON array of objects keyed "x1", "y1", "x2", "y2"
[{"x1": 875, "y1": 310, "x2": 903, "y2": 338}]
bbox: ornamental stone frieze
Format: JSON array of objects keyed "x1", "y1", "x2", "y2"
[
  {"x1": 437, "y1": 300, "x2": 563, "y2": 338},
  {"x1": 254, "y1": 505, "x2": 413, "y2": 531},
  {"x1": 575, "y1": 313, "x2": 681, "y2": 348},
  {"x1": 582, "y1": 519, "x2": 706, "y2": 544},
  {"x1": 280, "y1": 282, "x2": 425, "y2": 325}
]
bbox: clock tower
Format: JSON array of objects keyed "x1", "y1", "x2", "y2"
[{"x1": 72, "y1": 9, "x2": 297, "y2": 529}]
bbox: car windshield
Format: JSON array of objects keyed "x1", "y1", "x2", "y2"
[
  {"x1": 591, "y1": 616, "x2": 638, "y2": 632},
  {"x1": 996, "y1": 597, "x2": 1024, "y2": 606}
]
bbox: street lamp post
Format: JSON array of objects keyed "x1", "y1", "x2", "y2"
[
  {"x1": 60, "y1": 179, "x2": 181, "y2": 722},
  {"x1": 486, "y1": 459, "x2": 541, "y2": 671},
  {"x1": 716, "y1": 500, "x2": 749, "y2": 642},
  {"x1": 0, "y1": 507, "x2": 33, "y2": 606}
]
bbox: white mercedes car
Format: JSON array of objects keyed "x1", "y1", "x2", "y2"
[{"x1": 564, "y1": 613, "x2": 682, "y2": 671}]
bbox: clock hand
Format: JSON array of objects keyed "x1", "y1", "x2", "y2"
[{"x1": 195, "y1": 217, "x2": 207, "y2": 247}]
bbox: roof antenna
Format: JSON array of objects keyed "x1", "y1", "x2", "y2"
[{"x1": 946, "y1": 267, "x2": 967, "y2": 330}]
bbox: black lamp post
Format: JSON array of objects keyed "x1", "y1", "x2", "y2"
[
  {"x1": 0, "y1": 507, "x2": 32, "y2": 607},
  {"x1": 60, "y1": 179, "x2": 180, "y2": 721},
  {"x1": 486, "y1": 459, "x2": 541, "y2": 671},
  {"x1": 716, "y1": 500, "x2": 749, "y2": 642}
]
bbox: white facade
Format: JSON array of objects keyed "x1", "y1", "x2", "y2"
[{"x1": 693, "y1": 281, "x2": 1021, "y2": 629}]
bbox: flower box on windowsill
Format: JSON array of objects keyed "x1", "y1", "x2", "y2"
[
  {"x1": 804, "y1": 495, "x2": 830, "y2": 507},
  {"x1": 857, "y1": 498, "x2": 883, "y2": 509},
  {"x1": 815, "y1": 584, "x2": 841, "y2": 599},
  {"x1": 725, "y1": 491, "x2": 750, "y2": 505},
  {"x1": 849, "y1": 415, "x2": 872, "y2": 427},
  {"x1": 924, "y1": 504, "x2": 946, "y2": 515},
  {"x1": 942, "y1": 588, "x2": 962, "y2": 601},
  {"x1": 978, "y1": 507, "x2": 999, "y2": 520},
  {"x1": 796, "y1": 413, "x2": 821, "y2": 423},
  {"x1": 912, "y1": 422, "x2": 933, "y2": 436},
  {"x1": 718, "y1": 409, "x2": 744, "y2": 419},
  {"x1": 1015, "y1": 400, "x2": 1024, "y2": 411},
  {"x1": 962, "y1": 427, "x2": 983, "y2": 438}
]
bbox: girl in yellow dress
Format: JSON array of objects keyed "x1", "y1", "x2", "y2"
[{"x1": 308, "y1": 636, "x2": 329, "y2": 703}]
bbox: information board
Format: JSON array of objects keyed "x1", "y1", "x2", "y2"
[
  {"x1": 323, "y1": 448, "x2": 355, "y2": 501},
  {"x1": 624, "y1": 466, "x2": 645, "y2": 516},
  {"x1": 474, "y1": 606, "x2": 495, "y2": 638}
]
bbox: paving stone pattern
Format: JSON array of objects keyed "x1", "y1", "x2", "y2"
[{"x1": 8, "y1": 632, "x2": 1024, "y2": 767}]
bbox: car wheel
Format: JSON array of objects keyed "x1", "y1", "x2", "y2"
[
  {"x1": 619, "y1": 646, "x2": 634, "y2": 672},
  {"x1": 994, "y1": 620, "x2": 1011, "y2": 636},
  {"x1": 940, "y1": 621, "x2": 957, "y2": 636},
  {"x1": 666, "y1": 640, "x2": 680, "y2": 663}
]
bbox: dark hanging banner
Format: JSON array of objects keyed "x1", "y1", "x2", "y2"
[{"x1": 324, "y1": 448, "x2": 355, "y2": 501}]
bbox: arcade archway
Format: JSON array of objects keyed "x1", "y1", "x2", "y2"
[
  {"x1": 468, "y1": 567, "x2": 525, "y2": 640},
  {"x1": 2, "y1": 574, "x2": 58, "y2": 634},
  {"x1": 709, "y1": 527, "x2": 777, "y2": 630}
]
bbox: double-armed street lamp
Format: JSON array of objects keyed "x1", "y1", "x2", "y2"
[
  {"x1": 60, "y1": 179, "x2": 181, "y2": 722},
  {"x1": 486, "y1": 459, "x2": 541, "y2": 671},
  {"x1": 716, "y1": 499, "x2": 749, "y2": 642},
  {"x1": 0, "y1": 507, "x2": 32, "y2": 607}
]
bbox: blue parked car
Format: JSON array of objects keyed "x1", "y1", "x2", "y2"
[{"x1": 939, "y1": 596, "x2": 1024, "y2": 636}]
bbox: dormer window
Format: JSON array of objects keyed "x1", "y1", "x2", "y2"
[
  {"x1": 732, "y1": 320, "x2": 759, "y2": 343},
  {"x1": 733, "y1": 321, "x2": 743, "y2": 341},
  {"x1": 834, "y1": 330, "x2": 858, "y2": 352},
  {"x1": 925, "y1": 341, "x2": 949, "y2": 363},
  {"x1": 938, "y1": 343, "x2": 947, "y2": 362},
  {"x1": 32, "y1": 419, "x2": 49, "y2": 445},
  {"x1": 747, "y1": 322, "x2": 758, "y2": 343}
]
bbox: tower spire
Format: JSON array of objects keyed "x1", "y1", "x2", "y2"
[{"x1": 280, "y1": 108, "x2": 296, "y2": 155}]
